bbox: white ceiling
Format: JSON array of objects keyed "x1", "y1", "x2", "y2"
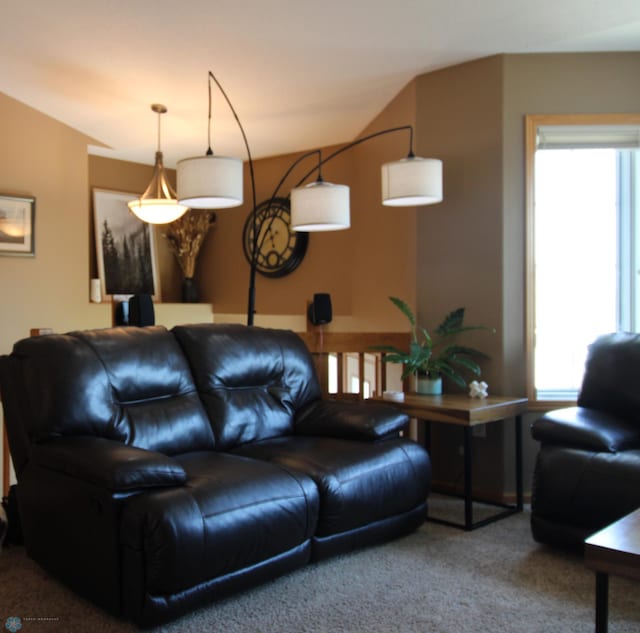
[{"x1": 1, "y1": 0, "x2": 639, "y2": 167}]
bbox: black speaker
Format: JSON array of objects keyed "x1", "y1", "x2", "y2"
[
  {"x1": 129, "y1": 294, "x2": 155, "y2": 327},
  {"x1": 308, "y1": 293, "x2": 332, "y2": 325}
]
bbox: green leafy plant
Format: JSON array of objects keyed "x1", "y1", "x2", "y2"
[{"x1": 372, "y1": 296, "x2": 494, "y2": 389}]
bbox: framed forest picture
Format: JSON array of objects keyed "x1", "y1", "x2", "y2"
[{"x1": 92, "y1": 189, "x2": 161, "y2": 300}]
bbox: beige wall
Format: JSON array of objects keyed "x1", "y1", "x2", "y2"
[
  {"x1": 197, "y1": 145, "x2": 356, "y2": 319},
  {"x1": 349, "y1": 80, "x2": 418, "y2": 331},
  {"x1": 0, "y1": 92, "x2": 110, "y2": 356},
  {"x1": 191, "y1": 81, "x2": 418, "y2": 329},
  {"x1": 0, "y1": 93, "x2": 104, "y2": 495},
  {"x1": 0, "y1": 83, "x2": 419, "y2": 358},
  {"x1": 2, "y1": 52, "x2": 640, "y2": 498},
  {"x1": 415, "y1": 55, "x2": 506, "y2": 495},
  {"x1": 413, "y1": 52, "x2": 640, "y2": 497},
  {"x1": 501, "y1": 52, "x2": 640, "y2": 493},
  {"x1": 416, "y1": 55, "x2": 504, "y2": 387},
  {"x1": 502, "y1": 52, "x2": 640, "y2": 395}
]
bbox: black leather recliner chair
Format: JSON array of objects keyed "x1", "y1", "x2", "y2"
[
  {"x1": 0, "y1": 323, "x2": 431, "y2": 627},
  {"x1": 530, "y1": 332, "x2": 640, "y2": 549}
]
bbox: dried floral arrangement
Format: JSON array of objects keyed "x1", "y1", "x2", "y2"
[{"x1": 162, "y1": 210, "x2": 216, "y2": 278}]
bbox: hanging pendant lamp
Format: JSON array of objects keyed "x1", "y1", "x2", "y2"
[
  {"x1": 381, "y1": 155, "x2": 443, "y2": 206},
  {"x1": 287, "y1": 150, "x2": 350, "y2": 231},
  {"x1": 177, "y1": 73, "x2": 244, "y2": 209},
  {"x1": 177, "y1": 153, "x2": 243, "y2": 208},
  {"x1": 128, "y1": 104, "x2": 188, "y2": 224},
  {"x1": 290, "y1": 178, "x2": 351, "y2": 231}
]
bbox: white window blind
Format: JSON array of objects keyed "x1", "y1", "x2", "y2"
[{"x1": 537, "y1": 125, "x2": 640, "y2": 150}]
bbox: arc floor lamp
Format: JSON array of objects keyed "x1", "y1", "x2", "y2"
[{"x1": 136, "y1": 71, "x2": 443, "y2": 326}]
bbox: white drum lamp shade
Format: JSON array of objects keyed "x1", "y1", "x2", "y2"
[
  {"x1": 381, "y1": 156, "x2": 443, "y2": 206},
  {"x1": 290, "y1": 181, "x2": 350, "y2": 231},
  {"x1": 177, "y1": 155, "x2": 243, "y2": 209}
]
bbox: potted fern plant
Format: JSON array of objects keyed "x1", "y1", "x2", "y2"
[{"x1": 372, "y1": 296, "x2": 494, "y2": 395}]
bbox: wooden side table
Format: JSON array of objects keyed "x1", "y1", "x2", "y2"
[
  {"x1": 585, "y1": 509, "x2": 640, "y2": 633},
  {"x1": 372, "y1": 393, "x2": 528, "y2": 530}
]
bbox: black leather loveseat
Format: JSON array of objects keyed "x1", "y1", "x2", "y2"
[
  {"x1": 0, "y1": 323, "x2": 431, "y2": 627},
  {"x1": 530, "y1": 332, "x2": 640, "y2": 549}
]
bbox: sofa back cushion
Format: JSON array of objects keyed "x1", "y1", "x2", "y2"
[
  {"x1": 6, "y1": 326, "x2": 215, "y2": 455},
  {"x1": 578, "y1": 332, "x2": 640, "y2": 421},
  {"x1": 173, "y1": 323, "x2": 322, "y2": 451}
]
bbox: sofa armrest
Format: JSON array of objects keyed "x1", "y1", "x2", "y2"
[
  {"x1": 531, "y1": 406, "x2": 640, "y2": 452},
  {"x1": 295, "y1": 399, "x2": 409, "y2": 441},
  {"x1": 32, "y1": 436, "x2": 187, "y2": 491}
]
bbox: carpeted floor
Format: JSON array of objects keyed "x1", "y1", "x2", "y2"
[{"x1": 1, "y1": 500, "x2": 639, "y2": 632}]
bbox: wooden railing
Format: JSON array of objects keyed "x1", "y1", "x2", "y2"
[{"x1": 298, "y1": 331, "x2": 411, "y2": 400}]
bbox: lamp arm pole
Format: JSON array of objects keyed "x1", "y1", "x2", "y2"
[
  {"x1": 265, "y1": 125, "x2": 414, "y2": 205},
  {"x1": 291, "y1": 125, "x2": 414, "y2": 190},
  {"x1": 247, "y1": 150, "x2": 322, "y2": 290},
  {"x1": 267, "y1": 149, "x2": 321, "y2": 203},
  {"x1": 206, "y1": 71, "x2": 259, "y2": 326},
  {"x1": 200, "y1": 73, "x2": 415, "y2": 326},
  {"x1": 246, "y1": 125, "x2": 415, "y2": 324},
  {"x1": 224, "y1": 104, "x2": 414, "y2": 324}
]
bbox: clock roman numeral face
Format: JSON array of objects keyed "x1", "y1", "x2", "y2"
[{"x1": 242, "y1": 198, "x2": 309, "y2": 278}]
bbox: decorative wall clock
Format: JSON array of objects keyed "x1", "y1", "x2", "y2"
[{"x1": 242, "y1": 197, "x2": 308, "y2": 278}]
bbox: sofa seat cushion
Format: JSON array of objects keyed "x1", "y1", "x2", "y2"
[
  {"x1": 233, "y1": 436, "x2": 431, "y2": 538},
  {"x1": 532, "y1": 445, "x2": 640, "y2": 541},
  {"x1": 121, "y1": 452, "x2": 319, "y2": 596}
]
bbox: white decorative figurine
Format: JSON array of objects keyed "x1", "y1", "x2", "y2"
[{"x1": 469, "y1": 380, "x2": 488, "y2": 398}]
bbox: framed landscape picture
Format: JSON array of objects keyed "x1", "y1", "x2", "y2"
[
  {"x1": 92, "y1": 189, "x2": 160, "y2": 300},
  {"x1": 0, "y1": 193, "x2": 35, "y2": 256}
]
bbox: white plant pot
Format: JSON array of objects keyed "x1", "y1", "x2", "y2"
[{"x1": 417, "y1": 375, "x2": 442, "y2": 395}]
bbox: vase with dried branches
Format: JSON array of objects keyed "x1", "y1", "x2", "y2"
[{"x1": 162, "y1": 210, "x2": 216, "y2": 302}]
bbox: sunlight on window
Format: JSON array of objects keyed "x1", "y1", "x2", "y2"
[
  {"x1": 534, "y1": 149, "x2": 618, "y2": 397},
  {"x1": 328, "y1": 353, "x2": 338, "y2": 393}
]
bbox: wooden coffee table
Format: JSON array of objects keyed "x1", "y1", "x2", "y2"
[
  {"x1": 371, "y1": 393, "x2": 528, "y2": 530},
  {"x1": 585, "y1": 508, "x2": 640, "y2": 633}
]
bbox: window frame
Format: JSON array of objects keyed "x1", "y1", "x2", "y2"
[{"x1": 525, "y1": 113, "x2": 640, "y2": 410}]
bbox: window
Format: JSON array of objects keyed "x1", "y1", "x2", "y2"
[{"x1": 525, "y1": 114, "x2": 640, "y2": 407}]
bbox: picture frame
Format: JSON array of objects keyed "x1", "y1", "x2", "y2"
[
  {"x1": 92, "y1": 188, "x2": 161, "y2": 301},
  {"x1": 0, "y1": 193, "x2": 35, "y2": 256}
]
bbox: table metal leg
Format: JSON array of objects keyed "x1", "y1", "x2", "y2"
[
  {"x1": 424, "y1": 419, "x2": 432, "y2": 522},
  {"x1": 515, "y1": 414, "x2": 523, "y2": 511},
  {"x1": 595, "y1": 571, "x2": 609, "y2": 633},
  {"x1": 463, "y1": 426, "x2": 473, "y2": 530},
  {"x1": 424, "y1": 419, "x2": 432, "y2": 455},
  {"x1": 426, "y1": 414, "x2": 523, "y2": 531}
]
